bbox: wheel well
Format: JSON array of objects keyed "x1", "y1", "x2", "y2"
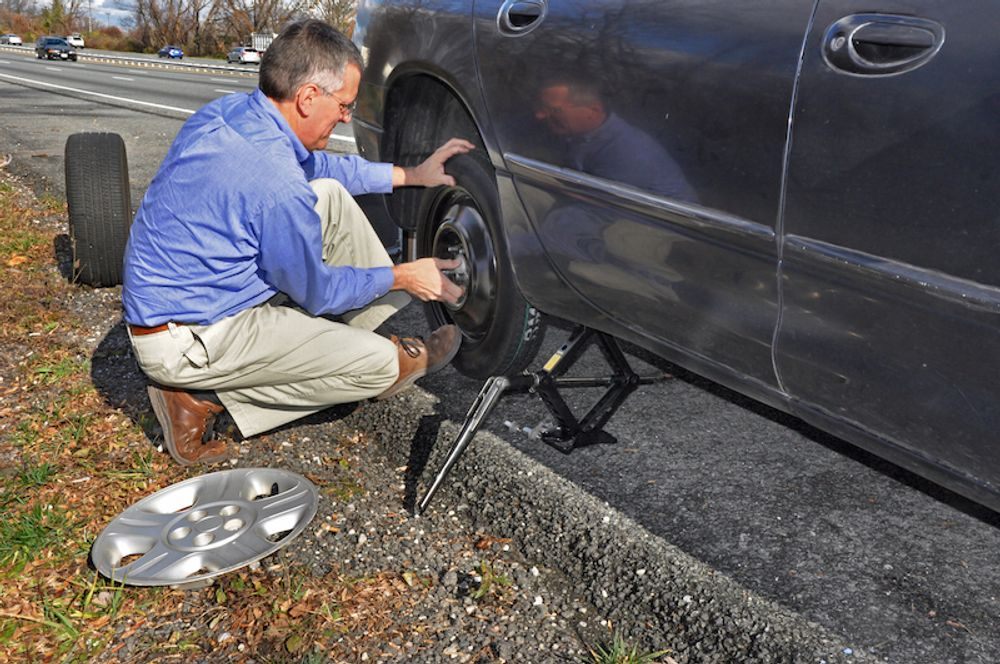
[{"x1": 381, "y1": 74, "x2": 489, "y2": 231}]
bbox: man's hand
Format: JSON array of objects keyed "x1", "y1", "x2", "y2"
[
  {"x1": 393, "y1": 138, "x2": 476, "y2": 188},
  {"x1": 391, "y1": 257, "x2": 465, "y2": 304}
]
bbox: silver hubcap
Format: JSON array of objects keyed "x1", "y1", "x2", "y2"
[{"x1": 92, "y1": 468, "x2": 318, "y2": 586}]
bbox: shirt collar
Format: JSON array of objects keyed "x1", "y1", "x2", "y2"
[{"x1": 249, "y1": 88, "x2": 311, "y2": 164}]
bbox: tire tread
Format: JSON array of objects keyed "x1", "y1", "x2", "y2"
[{"x1": 64, "y1": 132, "x2": 132, "y2": 287}]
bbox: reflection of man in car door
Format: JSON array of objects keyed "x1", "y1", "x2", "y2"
[
  {"x1": 535, "y1": 79, "x2": 694, "y2": 200},
  {"x1": 533, "y1": 79, "x2": 696, "y2": 306}
]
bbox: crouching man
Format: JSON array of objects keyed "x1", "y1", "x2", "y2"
[{"x1": 122, "y1": 19, "x2": 472, "y2": 465}]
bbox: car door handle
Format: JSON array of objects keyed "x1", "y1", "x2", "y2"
[
  {"x1": 497, "y1": 0, "x2": 548, "y2": 36},
  {"x1": 823, "y1": 14, "x2": 945, "y2": 76}
]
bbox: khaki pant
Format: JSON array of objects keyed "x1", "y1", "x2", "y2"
[{"x1": 129, "y1": 179, "x2": 410, "y2": 437}]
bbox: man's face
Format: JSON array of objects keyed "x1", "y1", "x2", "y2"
[
  {"x1": 535, "y1": 85, "x2": 605, "y2": 136},
  {"x1": 300, "y1": 63, "x2": 361, "y2": 151}
]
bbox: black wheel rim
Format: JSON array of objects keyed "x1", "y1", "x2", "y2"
[{"x1": 428, "y1": 189, "x2": 498, "y2": 341}]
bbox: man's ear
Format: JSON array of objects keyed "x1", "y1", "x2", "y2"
[{"x1": 295, "y1": 83, "x2": 320, "y2": 118}]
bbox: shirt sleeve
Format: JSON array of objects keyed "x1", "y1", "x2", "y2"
[
  {"x1": 311, "y1": 153, "x2": 394, "y2": 196},
  {"x1": 255, "y1": 190, "x2": 395, "y2": 316}
]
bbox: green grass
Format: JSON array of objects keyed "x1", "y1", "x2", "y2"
[
  {"x1": 583, "y1": 631, "x2": 669, "y2": 664},
  {"x1": 42, "y1": 597, "x2": 80, "y2": 640},
  {"x1": 324, "y1": 477, "x2": 364, "y2": 502},
  {"x1": 80, "y1": 571, "x2": 128, "y2": 620},
  {"x1": 36, "y1": 193, "x2": 65, "y2": 212},
  {"x1": 1, "y1": 459, "x2": 57, "y2": 509},
  {"x1": 19, "y1": 460, "x2": 56, "y2": 488},
  {"x1": 9, "y1": 420, "x2": 41, "y2": 448},
  {"x1": 470, "y1": 560, "x2": 512, "y2": 600},
  {"x1": 0, "y1": 620, "x2": 17, "y2": 645},
  {"x1": 100, "y1": 448, "x2": 156, "y2": 483},
  {"x1": 35, "y1": 356, "x2": 89, "y2": 384},
  {"x1": 0, "y1": 502, "x2": 70, "y2": 571},
  {"x1": 57, "y1": 413, "x2": 92, "y2": 451},
  {"x1": 0, "y1": 228, "x2": 46, "y2": 256}
]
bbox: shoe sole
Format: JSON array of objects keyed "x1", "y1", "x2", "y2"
[
  {"x1": 147, "y1": 385, "x2": 229, "y2": 466},
  {"x1": 376, "y1": 333, "x2": 463, "y2": 401}
]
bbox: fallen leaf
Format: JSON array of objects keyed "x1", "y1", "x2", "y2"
[
  {"x1": 945, "y1": 619, "x2": 971, "y2": 633},
  {"x1": 475, "y1": 535, "x2": 512, "y2": 550},
  {"x1": 285, "y1": 634, "x2": 303, "y2": 653}
]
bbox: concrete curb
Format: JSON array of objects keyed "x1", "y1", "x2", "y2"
[{"x1": 340, "y1": 388, "x2": 870, "y2": 663}]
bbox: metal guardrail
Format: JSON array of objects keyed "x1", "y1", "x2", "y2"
[{"x1": 0, "y1": 44, "x2": 257, "y2": 76}]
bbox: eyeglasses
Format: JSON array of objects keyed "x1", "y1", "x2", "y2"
[{"x1": 318, "y1": 85, "x2": 358, "y2": 118}]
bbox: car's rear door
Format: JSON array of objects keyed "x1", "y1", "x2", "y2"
[
  {"x1": 776, "y1": 2, "x2": 1000, "y2": 484},
  {"x1": 473, "y1": 0, "x2": 816, "y2": 385}
]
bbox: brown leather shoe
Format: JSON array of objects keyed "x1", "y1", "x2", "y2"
[
  {"x1": 147, "y1": 384, "x2": 229, "y2": 466},
  {"x1": 377, "y1": 324, "x2": 462, "y2": 400}
]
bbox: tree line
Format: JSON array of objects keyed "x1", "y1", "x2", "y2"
[{"x1": 0, "y1": 0, "x2": 355, "y2": 56}]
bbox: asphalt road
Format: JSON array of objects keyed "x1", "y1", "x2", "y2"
[{"x1": 1, "y1": 53, "x2": 998, "y2": 663}]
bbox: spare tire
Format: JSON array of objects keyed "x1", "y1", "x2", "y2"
[
  {"x1": 64, "y1": 132, "x2": 132, "y2": 287},
  {"x1": 416, "y1": 153, "x2": 544, "y2": 379}
]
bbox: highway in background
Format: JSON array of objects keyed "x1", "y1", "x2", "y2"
[
  {"x1": 0, "y1": 54, "x2": 998, "y2": 663},
  {"x1": 0, "y1": 46, "x2": 355, "y2": 152}
]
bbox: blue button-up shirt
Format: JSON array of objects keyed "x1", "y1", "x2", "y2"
[{"x1": 122, "y1": 88, "x2": 395, "y2": 326}]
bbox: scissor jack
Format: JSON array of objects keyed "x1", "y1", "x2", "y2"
[{"x1": 417, "y1": 325, "x2": 664, "y2": 514}]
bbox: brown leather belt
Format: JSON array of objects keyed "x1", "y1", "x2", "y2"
[{"x1": 129, "y1": 322, "x2": 186, "y2": 336}]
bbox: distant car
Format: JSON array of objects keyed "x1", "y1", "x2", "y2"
[
  {"x1": 226, "y1": 46, "x2": 260, "y2": 65},
  {"x1": 35, "y1": 36, "x2": 77, "y2": 61},
  {"x1": 65, "y1": 33, "x2": 84, "y2": 48},
  {"x1": 158, "y1": 45, "x2": 183, "y2": 59},
  {"x1": 0, "y1": 34, "x2": 22, "y2": 46}
]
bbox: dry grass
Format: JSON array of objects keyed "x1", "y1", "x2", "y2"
[{"x1": 0, "y1": 173, "x2": 437, "y2": 662}]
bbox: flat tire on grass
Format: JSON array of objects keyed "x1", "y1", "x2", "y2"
[{"x1": 64, "y1": 132, "x2": 132, "y2": 287}]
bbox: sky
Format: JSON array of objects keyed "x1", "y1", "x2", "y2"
[{"x1": 86, "y1": 0, "x2": 135, "y2": 29}]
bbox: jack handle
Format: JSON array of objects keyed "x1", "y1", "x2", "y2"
[{"x1": 416, "y1": 374, "x2": 530, "y2": 515}]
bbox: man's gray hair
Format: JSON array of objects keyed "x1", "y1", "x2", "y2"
[{"x1": 259, "y1": 19, "x2": 363, "y2": 101}]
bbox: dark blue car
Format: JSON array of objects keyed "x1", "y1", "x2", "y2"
[
  {"x1": 353, "y1": 1, "x2": 1000, "y2": 515},
  {"x1": 157, "y1": 45, "x2": 183, "y2": 59}
]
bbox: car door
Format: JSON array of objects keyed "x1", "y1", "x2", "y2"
[
  {"x1": 776, "y1": 1, "x2": 1000, "y2": 482},
  {"x1": 473, "y1": 0, "x2": 816, "y2": 384}
]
